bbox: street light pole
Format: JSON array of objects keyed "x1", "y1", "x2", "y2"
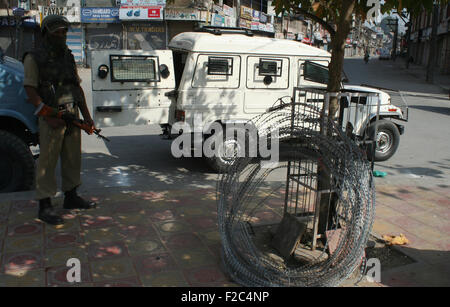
[{"x1": 426, "y1": 2, "x2": 439, "y2": 83}]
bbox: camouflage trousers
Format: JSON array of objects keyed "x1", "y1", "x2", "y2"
[{"x1": 35, "y1": 115, "x2": 81, "y2": 200}]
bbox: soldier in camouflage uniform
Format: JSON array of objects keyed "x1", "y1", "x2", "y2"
[{"x1": 23, "y1": 15, "x2": 96, "y2": 225}]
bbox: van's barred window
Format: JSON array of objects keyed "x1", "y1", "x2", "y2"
[{"x1": 111, "y1": 55, "x2": 158, "y2": 82}]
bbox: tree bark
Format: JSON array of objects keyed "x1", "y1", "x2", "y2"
[
  {"x1": 318, "y1": 0, "x2": 356, "y2": 236},
  {"x1": 326, "y1": 0, "x2": 356, "y2": 118}
]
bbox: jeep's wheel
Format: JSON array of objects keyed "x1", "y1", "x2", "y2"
[
  {"x1": 0, "y1": 130, "x2": 35, "y2": 192},
  {"x1": 205, "y1": 127, "x2": 253, "y2": 173},
  {"x1": 367, "y1": 120, "x2": 400, "y2": 162}
]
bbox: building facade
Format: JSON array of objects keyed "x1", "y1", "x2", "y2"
[
  {"x1": 409, "y1": 4, "x2": 450, "y2": 74},
  {"x1": 1, "y1": 0, "x2": 282, "y2": 65}
]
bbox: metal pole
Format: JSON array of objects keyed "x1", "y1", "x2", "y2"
[
  {"x1": 236, "y1": 0, "x2": 241, "y2": 27},
  {"x1": 426, "y1": 2, "x2": 439, "y2": 83}
]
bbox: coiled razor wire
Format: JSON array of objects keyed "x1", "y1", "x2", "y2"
[{"x1": 217, "y1": 90, "x2": 376, "y2": 287}]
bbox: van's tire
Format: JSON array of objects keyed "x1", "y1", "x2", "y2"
[
  {"x1": 0, "y1": 130, "x2": 35, "y2": 192},
  {"x1": 205, "y1": 126, "x2": 254, "y2": 173},
  {"x1": 366, "y1": 120, "x2": 400, "y2": 162}
]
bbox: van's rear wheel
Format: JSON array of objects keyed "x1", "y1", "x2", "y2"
[
  {"x1": 366, "y1": 120, "x2": 400, "y2": 162},
  {"x1": 0, "y1": 130, "x2": 35, "y2": 192}
]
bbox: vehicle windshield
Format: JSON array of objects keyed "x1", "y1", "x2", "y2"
[{"x1": 303, "y1": 61, "x2": 349, "y2": 84}]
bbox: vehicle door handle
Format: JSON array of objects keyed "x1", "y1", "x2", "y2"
[
  {"x1": 96, "y1": 106, "x2": 122, "y2": 112},
  {"x1": 165, "y1": 90, "x2": 178, "y2": 98}
]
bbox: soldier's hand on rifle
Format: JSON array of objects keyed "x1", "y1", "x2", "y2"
[
  {"x1": 34, "y1": 102, "x2": 59, "y2": 117},
  {"x1": 83, "y1": 118, "x2": 95, "y2": 135}
]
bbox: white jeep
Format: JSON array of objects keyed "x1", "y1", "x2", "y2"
[{"x1": 90, "y1": 28, "x2": 407, "y2": 172}]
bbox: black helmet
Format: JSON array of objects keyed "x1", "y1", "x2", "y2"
[{"x1": 41, "y1": 15, "x2": 69, "y2": 34}]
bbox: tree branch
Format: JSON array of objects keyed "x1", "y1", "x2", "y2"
[{"x1": 293, "y1": 7, "x2": 336, "y2": 38}]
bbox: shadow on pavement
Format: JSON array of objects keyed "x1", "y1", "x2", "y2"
[
  {"x1": 80, "y1": 133, "x2": 217, "y2": 191},
  {"x1": 380, "y1": 246, "x2": 450, "y2": 287},
  {"x1": 344, "y1": 58, "x2": 446, "y2": 96},
  {"x1": 409, "y1": 105, "x2": 450, "y2": 116}
]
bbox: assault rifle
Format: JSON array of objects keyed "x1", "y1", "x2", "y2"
[{"x1": 61, "y1": 113, "x2": 110, "y2": 142}]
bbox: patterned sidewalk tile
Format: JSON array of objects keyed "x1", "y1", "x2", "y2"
[
  {"x1": 126, "y1": 238, "x2": 166, "y2": 257},
  {"x1": 2, "y1": 250, "x2": 44, "y2": 274},
  {"x1": 80, "y1": 214, "x2": 117, "y2": 229},
  {"x1": 0, "y1": 269, "x2": 46, "y2": 287},
  {"x1": 163, "y1": 232, "x2": 205, "y2": 250},
  {"x1": 184, "y1": 216, "x2": 217, "y2": 231},
  {"x1": 90, "y1": 257, "x2": 137, "y2": 282},
  {"x1": 140, "y1": 270, "x2": 189, "y2": 287},
  {"x1": 375, "y1": 204, "x2": 405, "y2": 218},
  {"x1": 0, "y1": 224, "x2": 6, "y2": 238},
  {"x1": 7, "y1": 221, "x2": 43, "y2": 237},
  {"x1": 154, "y1": 221, "x2": 192, "y2": 237},
  {"x1": 114, "y1": 211, "x2": 151, "y2": 226},
  {"x1": 132, "y1": 252, "x2": 178, "y2": 275},
  {"x1": 171, "y1": 247, "x2": 218, "y2": 270},
  {"x1": 87, "y1": 241, "x2": 129, "y2": 261},
  {"x1": 0, "y1": 201, "x2": 11, "y2": 214},
  {"x1": 45, "y1": 232, "x2": 84, "y2": 249},
  {"x1": 409, "y1": 211, "x2": 450, "y2": 232},
  {"x1": 197, "y1": 230, "x2": 221, "y2": 246},
  {"x1": 117, "y1": 224, "x2": 158, "y2": 240},
  {"x1": 3, "y1": 234, "x2": 43, "y2": 253},
  {"x1": 183, "y1": 265, "x2": 231, "y2": 286},
  {"x1": 81, "y1": 227, "x2": 126, "y2": 244},
  {"x1": 44, "y1": 216, "x2": 81, "y2": 234},
  {"x1": 44, "y1": 246, "x2": 89, "y2": 268},
  {"x1": 147, "y1": 208, "x2": 178, "y2": 223}
]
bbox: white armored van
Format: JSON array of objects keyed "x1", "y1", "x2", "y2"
[{"x1": 91, "y1": 28, "x2": 407, "y2": 172}]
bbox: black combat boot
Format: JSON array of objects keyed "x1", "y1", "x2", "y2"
[
  {"x1": 63, "y1": 187, "x2": 97, "y2": 210},
  {"x1": 38, "y1": 198, "x2": 64, "y2": 225}
]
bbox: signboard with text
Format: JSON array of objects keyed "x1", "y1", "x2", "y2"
[
  {"x1": 120, "y1": 0, "x2": 166, "y2": 5},
  {"x1": 81, "y1": 7, "x2": 120, "y2": 23},
  {"x1": 119, "y1": 6, "x2": 163, "y2": 20},
  {"x1": 165, "y1": 9, "x2": 205, "y2": 21},
  {"x1": 39, "y1": 6, "x2": 80, "y2": 23},
  {"x1": 240, "y1": 6, "x2": 253, "y2": 21}
]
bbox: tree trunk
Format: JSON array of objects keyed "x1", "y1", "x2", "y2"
[
  {"x1": 326, "y1": 0, "x2": 356, "y2": 118},
  {"x1": 318, "y1": 0, "x2": 356, "y2": 236}
]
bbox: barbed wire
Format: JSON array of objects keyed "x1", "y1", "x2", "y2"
[{"x1": 217, "y1": 90, "x2": 376, "y2": 287}]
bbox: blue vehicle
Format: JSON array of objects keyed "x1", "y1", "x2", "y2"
[{"x1": 0, "y1": 47, "x2": 38, "y2": 192}]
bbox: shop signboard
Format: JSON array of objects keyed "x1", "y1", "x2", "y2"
[
  {"x1": 239, "y1": 18, "x2": 251, "y2": 29},
  {"x1": 119, "y1": 6, "x2": 163, "y2": 20},
  {"x1": 120, "y1": 0, "x2": 166, "y2": 5},
  {"x1": 81, "y1": 7, "x2": 120, "y2": 23},
  {"x1": 252, "y1": 10, "x2": 260, "y2": 22},
  {"x1": 165, "y1": 9, "x2": 204, "y2": 21},
  {"x1": 39, "y1": 6, "x2": 81, "y2": 23},
  {"x1": 224, "y1": 16, "x2": 235, "y2": 27},
  {"x1": 240, "y1": 6, "x2": 253, "y2": 21},
  {"x1": 259, "y1": 12, "x2": 268, "y2": 24},
  {"x1": 211, "y1": 13, "x2": 225, "y2": 27},
  {"x1": 223, "y1": 4, "x2": 235, "y2": 18}
]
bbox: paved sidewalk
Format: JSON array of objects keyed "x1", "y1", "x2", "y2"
[{"x1": 0, "y1": 182, "x2": 449, "y2": 287}]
